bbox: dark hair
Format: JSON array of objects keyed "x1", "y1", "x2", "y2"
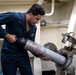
[{"x1": 27, "y1": 3, "x2": 45, "y2": 16}]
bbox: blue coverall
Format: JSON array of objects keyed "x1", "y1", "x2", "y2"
[{"x1": 0, "y1": 12, "x2": 37, "y2": 75}]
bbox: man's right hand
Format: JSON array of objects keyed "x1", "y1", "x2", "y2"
[{"x1": 5, "y1": 34, "x2": 16, "y2": 43}]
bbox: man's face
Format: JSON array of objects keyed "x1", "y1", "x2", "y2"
[{"x1": 28, "y1": 13, "x2": 42, "y2": 26}]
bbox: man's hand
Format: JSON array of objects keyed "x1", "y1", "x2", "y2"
[
  {"x1": 38, "y1": 54, "x2": 50, "y2": 61},
  {"x1": 5, "y1": 34, "x2": 16, "y2": 43},
  {"x1": 40, "y1": 56, "x2": 50, "y2": 61}
]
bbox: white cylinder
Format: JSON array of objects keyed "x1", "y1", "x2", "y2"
[{"x1": 24, "y1": 39, "x2": 66, "y2": 65}]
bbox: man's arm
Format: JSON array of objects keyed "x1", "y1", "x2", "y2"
[
  {"x1": 0, "y1": 12, "x2": 13, "y2": 38},
  {"x1": 0, "y1": 12, "x2": 17, "y2": 43}
]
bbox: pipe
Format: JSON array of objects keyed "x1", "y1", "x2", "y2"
[
  {"x1": 37, "y1": 0, "x2": 44, "y2": 5},
  {"x1": 16, "y1": 38, "x2": 66, "y2": 65},
  {"x1": 45, "y1": 0, "x2": 55, "y2": 16},
  {"x1": 37, "y1": 0, "x2": 55, "y2": 16}
]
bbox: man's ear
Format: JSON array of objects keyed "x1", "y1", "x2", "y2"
[{"x1": 29, "y1": 13, "x2": 33, "y2": 16}]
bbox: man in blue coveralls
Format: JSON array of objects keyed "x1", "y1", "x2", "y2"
[{"x1": 0, "y1": 3, "x2": 50, "y2": 75}]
